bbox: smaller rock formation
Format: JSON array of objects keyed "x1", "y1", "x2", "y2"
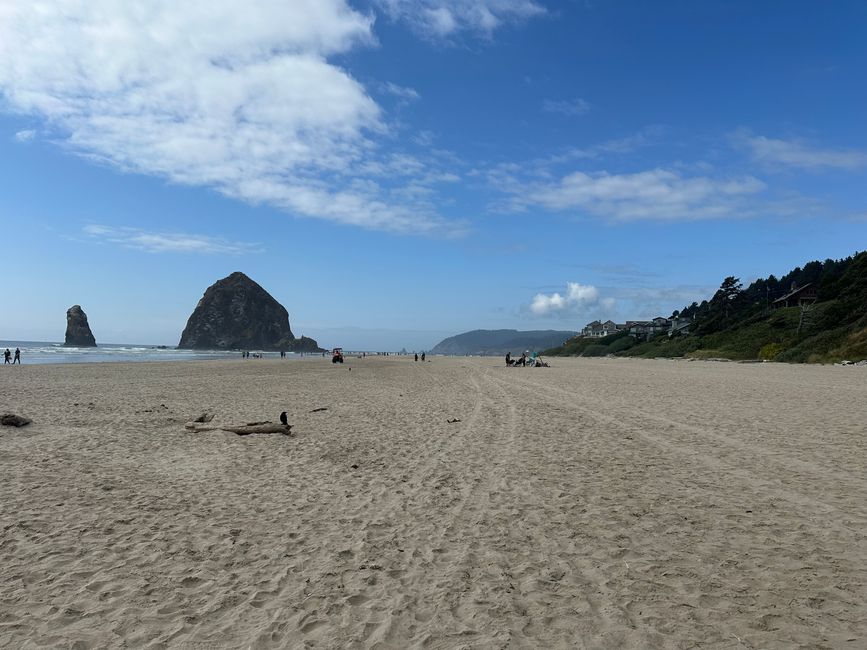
[{"x1": 64, "y1": 305, "x2": 97, "y2": 347}]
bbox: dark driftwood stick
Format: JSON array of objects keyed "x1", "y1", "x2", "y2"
[{"x1": 184, "y1": 421, "x2": 293, "y2": 436}]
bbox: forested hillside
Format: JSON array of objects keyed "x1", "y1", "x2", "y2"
[{"x1": 545, "y1": 252, "x2": 867, "y2": 363}]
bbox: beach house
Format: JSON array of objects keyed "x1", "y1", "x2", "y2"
[
  {"x1": 581, "y1": 320, "x2": 624, "y2": 338},
  {"x1": 772, "y1": 283, "x2": 818, "y2": 309}
]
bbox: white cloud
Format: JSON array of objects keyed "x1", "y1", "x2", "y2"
[
  {"x1": 542, "y1": 98, "x2": 591, "y2": 117},
  {"x1": 486, "y1": 126, "x2": 667, "y2": 187},
  {"x1": 83, "y1": 225, "x2": 261, "y2": 255},
  {"x1": 501, "y1": 168, "x2": 765, "y2": 221},
  {"x1": 382, "y1": 82, "x2": 421, "y2": 102},
  {"x1": 0, "y1": 1, "x2": 460, "y2": 234},
  {"x1": 14, "y1": 129, "x2": 36, "y2": 142},
  {"x1": 375, "y1": 0, "x2": 545, "y2": 38},
  {"x1": 530, "y1": 282, "x2": 613, "y2": 316},
  {"x1": 734, "y1": 130, "x2": 867, "y2": 170}
]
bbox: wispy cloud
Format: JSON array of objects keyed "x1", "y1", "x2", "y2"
[
  {"x1": 374, "y1": 0, "x2": 546, "y2": 38},
  {"x1": 607, "y1": 285, "x2": 715, "y2": 319},
  {"x1": 14, "y1": 129, "x2": 36, "y2": 142},
  {"x1": 733, "y1": 129, "x2": 867, "y2": 171},
  {"x1": 0, "y1": 2, "x2": 461, "y2": 235},
  {"x1": 542, "y1": 98, "x2": 591, "y2": 117},
  {"x1": 496, "y1": 168, "x2": 765, "y2": 221},
  {"x1": 529, "y1": 282, "x2": 615, "y2": 317},
  {"x1": 83, "y1": 225, "x2": 262, "y2": 255},
  {"x1": 486, "y1": 126, "x2": 667, "y2": 187},
  {"x1": 380, "y1": 82, "x2": 421, "y2": 103}
]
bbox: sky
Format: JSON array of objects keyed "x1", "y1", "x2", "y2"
[{"x1": 1, "y1": 0, "x2": 865, "y2": 350}]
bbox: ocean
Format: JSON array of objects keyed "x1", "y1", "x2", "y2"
[{"x1": 0, "y1": 341, "x2": 283, "y2": 365}]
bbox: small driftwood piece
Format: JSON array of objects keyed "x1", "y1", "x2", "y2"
[{"x1": 184, "y1": 421, "x2": 293, "y2": 436}]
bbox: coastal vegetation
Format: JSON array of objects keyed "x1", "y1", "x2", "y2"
[{"x1": 544, "y1": 251, "x2": 867, "y2": 363}]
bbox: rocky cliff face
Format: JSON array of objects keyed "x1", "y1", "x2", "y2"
[
  {"x1": 64, "y1": 305, "x2": 97, "y2": 347},
  {"x1": 178, "y1": 272, "x2": 320, "y2": 351}
]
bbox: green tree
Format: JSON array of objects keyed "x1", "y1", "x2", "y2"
[{"x1": 713, "y1": 276, "x2": 743, "y2": 318}]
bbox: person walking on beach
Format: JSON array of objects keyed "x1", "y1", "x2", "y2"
[
  {"x1": 421, "y1": 352, "x2": 426, "y2": 362},
  {"x1": 3, "y1": 348, "x2": 10, "y2": 364},
  {"x1": 13, "y1": 348, "x2": 20, "y2": 364},
  {"x1": 414, "y1": 353, "x2": 418, "y2": 362}
]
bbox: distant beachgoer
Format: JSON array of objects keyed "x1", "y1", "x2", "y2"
[
  {"x1": 3, "y1": 348, "x2": 10, "y2": 364},
  {"x1": 505, "y1": 352, "x2": 512, "y2": 366},
  {"x1": 516, "y1": 353, "x2": 526, "y2": 367},
  {"x1": 13, "y1": 348, "x2": 20, "y2": 364},
  {"x1": 414, "y1": 353, "x2": 418, "y2": 362},
  {"x1": 421, "y1": 352, "x2": 426, "y2": 362}
]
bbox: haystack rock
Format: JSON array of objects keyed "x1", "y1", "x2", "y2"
[
  {"x1": 178, "y1": 272, "x2": 321, "y2": 352},
  {"x1": 64, "y1": 305, "x2": 97, "y2": 347}
]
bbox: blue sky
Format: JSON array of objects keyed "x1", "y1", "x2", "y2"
[{"x1": 1, "y1": 0, "x2": 865, "y2": 349}]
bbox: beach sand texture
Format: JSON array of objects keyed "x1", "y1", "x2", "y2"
[{"x1": 1, "y1": 357, "x2": 865, "y2": 648}]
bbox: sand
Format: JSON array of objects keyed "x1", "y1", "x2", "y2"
[{"x1": 1, "y1": 356, "x2": 865, "y2": 649}]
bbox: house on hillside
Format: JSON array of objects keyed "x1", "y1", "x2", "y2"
[
  {"x1": 652, "y1": 316, "x2": 671, "y2": 330},
  {"x1": 773, "y1": 282, "x2": 818, "y2": 309},
  {"x1": 626, "y1": 320, "x2": 653, "y2": 339},
  {"x1": 668, "y1": 316, "x2": 693, "y2": 337},
  {"x1": 581, "y1": 320, "x2": 624, "y2": 338},
  {"x1": 627, "y1": 317, "x2": 675, "y2": 341}
]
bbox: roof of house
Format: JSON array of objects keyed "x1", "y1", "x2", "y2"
[{"x1": 773, "y1": 282, "x2": 816, "y2": 304}]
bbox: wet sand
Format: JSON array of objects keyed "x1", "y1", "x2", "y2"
[{"x1": 1, "y1": 356, "x2": 865, "y2": 648}]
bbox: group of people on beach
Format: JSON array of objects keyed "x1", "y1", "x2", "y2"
[
  {"x1": 414, "y1": 352, "x2": 426, "y2": 362},
  {"x1": 4, "y1": 348, "x2": 21, "y2": 364},
  {"x1": 505, "y1": 351, "x2": 549, "y2": 368}
]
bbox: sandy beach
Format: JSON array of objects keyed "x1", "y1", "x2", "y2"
[{"x1": 1, "y1": 356, "x2": 865, "y2": 648}]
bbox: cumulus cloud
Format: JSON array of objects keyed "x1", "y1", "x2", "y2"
[
  {"x1": 374, "y1": 0, "x2": 545, "y2": 38},
  {"x1": 499, "y1": 168, "x2": 765, "y2": 221},
  {"x1": 83, "y1": 225, "x2": 262, "y2": 255},
  {"x1": 0, "y1": 1, "x2": 460, "y2": 234},
  {"x1": 733, "y1": 130, "x2": 867, "y2": 171},
  {"x1": 530, "y1": 282, "x2": 614, "y2": 316},
  {"x1": 542, "y1": 98, "x2": 591, "y2": 117}
]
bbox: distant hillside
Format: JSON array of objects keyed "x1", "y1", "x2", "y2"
[
  {"x1": 431, "y1": 329, "x2": 578, "y2": 356},
  {"x1": 544, "y1": 251, "x2": 867, "y2": 363}
]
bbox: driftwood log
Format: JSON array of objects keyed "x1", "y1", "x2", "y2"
[{"x1": 184, "y1": 421, "x2": 293, "y2": 436}]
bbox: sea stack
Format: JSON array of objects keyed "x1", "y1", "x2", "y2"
[
  {"x1": 178, "y1": 272, "x2": 321, "y2": 352},
  {"x1": 64, "y1": 305, "x2": 97, "y2": 347}
]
